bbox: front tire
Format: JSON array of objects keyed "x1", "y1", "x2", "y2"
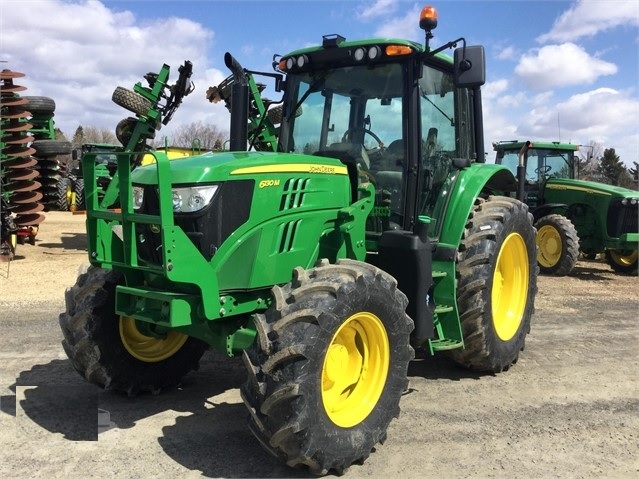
[
  {"x1": 59, "y1": 266, "x2": 207, "y2": 395},
  {"x1": 241, "y1": 259, "x2": 413, "y2": 475},
  {"x1": 535, "y1": 214, "x2": 579, "y2": 276},
  {"x1": 112, "y1": 86, "x2": 152, "y2": 117},
  {"x1": 605, "y1": 249, "x2": 638, "y2": 275},
  {"x1": 449, "y1": 196, "x2": 537, "y2": 373}
]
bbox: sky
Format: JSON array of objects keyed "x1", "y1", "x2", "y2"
[{"x1": 1, "y1": 0, "x2": 638, "y2": 166}]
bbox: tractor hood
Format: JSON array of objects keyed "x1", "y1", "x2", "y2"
[
  {"x1": 130, "y1": 150, "x2": 348, "y2": 185},
  {"x1": 545, "y1": 178, "x2": 639, "y2": 199}
]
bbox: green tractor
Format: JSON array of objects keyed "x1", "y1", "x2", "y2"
[
  {"x1": 64, "y1": 142, "x2": 121, "y2": 211},
  {"x1": 60, "y1": 6, "x2": 538, "y2": 474},
  {"x1": 494, "y1": 140, "x2": 639, "y2": 275}
]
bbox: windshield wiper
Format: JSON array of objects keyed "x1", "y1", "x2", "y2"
[{"x1": 422, "y1": 92, "x2": 455, "y2": 126}]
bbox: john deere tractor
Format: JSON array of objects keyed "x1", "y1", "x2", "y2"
[
  {"x1": 60, "y1": 6, "x2": 538, "y2": 474},
  {"x1": 494, "y1": 140, "x2": 639, "y2": 275},
  {"x1": 62, "y1": 142, "x2": 121, "y2": 211}
]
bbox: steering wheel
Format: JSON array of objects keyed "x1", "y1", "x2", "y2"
[
  {"x1": 535, "y1": 165, "x2": 552, "y2": 175},
  {"x1": 342, "y1": 128, "x2": 385, "y2": 152}
]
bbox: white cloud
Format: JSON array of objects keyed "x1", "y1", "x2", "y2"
[
  {"x1": 357, "y1": 0, "x2": 398, "y2": 21},
  {"x1": 482, "y1": 80, "x2": 639, "y2": 166},
  {"x1": 481, "y1": 79, "x2": 520, "y2": 152},
  {"x1": 538, "y1": 0, "x2": 639, "y2": 43},
  {"x1": 495, "y1": 45, "x2": 518, "y2": 61},
  {"x1": 373, "y1": 4, "x2": 423, "y2": 41},
  {"x1": 482, "y1": 78, "x2": 510, "y2": 100},
  {"x1": 515, "y1": 43, "x2": 617, "y2": 90},
  {"x1": 510, "y1": 88, "x2": 639, "y2": 164},
  {"x1": 0, "y1": 0, "x2": 227, "y2": 139}
]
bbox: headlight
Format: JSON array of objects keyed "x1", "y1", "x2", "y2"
[
  {"x1": 367, "y1": 46, "x2": 381, "y2": 60},
  {"x1": 171, "y1": 185, "x2": 218, "y2": 213},
  {"x1": 133, "y1": 186, "x2": 145, "y2": 210}
]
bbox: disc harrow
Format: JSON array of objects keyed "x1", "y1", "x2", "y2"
[{"x1": 1, "y1": 69, "x2": 43, "y2": 258}]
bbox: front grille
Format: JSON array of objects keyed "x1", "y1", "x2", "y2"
[
  {"x1": 135, "y1": 180, "x2": 254, "y2": 265},
  {"x1": 607, "y1": 199, "x2": 638, "y2": 238}
]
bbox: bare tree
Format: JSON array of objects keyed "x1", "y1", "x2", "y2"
[
  {"x1": 162, "y1": 121, "x2": 228, "y2": 151},
  {"x1": 576, "y1": 140, "x2": 604, "y2": 181},
  {"x1": 71, "y1": 125, "x2": 118, "y2": 148}
]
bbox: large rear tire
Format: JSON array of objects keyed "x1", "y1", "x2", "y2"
[
  {"x1": 59, "y1": 266, "x2": 208, "y2": 395},
  {"x1": 605, "y1": 249, "x2": 638, "y2": 275},
  {"x1": 535, "y1": 214, "x2": 579, "y2": 276},
  {"x1": 72, "y1": 178, "x2": 85, "y2": 211},
  {"x1": 241, "y1": 259, "x2": 413, "y2": 475},
  {"x1": 449, "y1": 196, "x2": 537, "y2": 373},
  {"x1": 55, "y1": 177, "x2": 72, "y2": 211}
]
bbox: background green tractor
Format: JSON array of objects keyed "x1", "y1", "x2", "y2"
[
  {"x1": 494, "y1": 140, "x2": 639, "y2": 275},
  {"x1": 59, "y1": 6, "x2": 538, "y2": 475},
  {"x1": 64, "y1": 142, "x2": 120, "y2": 211}
]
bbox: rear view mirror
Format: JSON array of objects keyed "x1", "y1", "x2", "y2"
[{"x1": 453, "y1": 45, "x2": 485, "y2": 88}]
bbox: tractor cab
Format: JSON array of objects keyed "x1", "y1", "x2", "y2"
[
  {"x1": 269, "y1": 7, "x2": 486, "y2": 244},
  {"x1": 494, "y1": 141, "x2": 578, "y2": 208}
]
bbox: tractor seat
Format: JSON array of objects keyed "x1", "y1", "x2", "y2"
[{"x1": 374, "y1": 139, "x2": 404, "y2": 172}]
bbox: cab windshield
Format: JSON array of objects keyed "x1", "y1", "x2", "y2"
[
  {"x1": 279, "y1": 59, "x2": 474, "y2": 235},
  {"x1": 499, "y1": 148, "x2": 575, "y2": 183}
]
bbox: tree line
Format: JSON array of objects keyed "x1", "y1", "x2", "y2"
[
  {"x1": 66, "y1": 121, "x2": 228, "y2": 152},
  {"x1": 577, "y1": 141, "x2": 638, "y2": 190},
  {"x1": 59, "y1": 126, "x2": 639, "y2": 191}
]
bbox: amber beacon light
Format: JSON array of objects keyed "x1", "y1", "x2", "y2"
[
  {"x1": 419, "y1": 5, "x2": 438, "y2": 30},
  {"x1": 419, "y1": 5, "x2": 438, "y2": 49}
]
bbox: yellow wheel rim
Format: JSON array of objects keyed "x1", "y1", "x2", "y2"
[
  {"x1": 69, "y1": 191, "x2": 77, "y2": 212},
  {"x1": 492, "y1": 233, "x2": 529, "y2": 341},
  {"x1": 609, "y1": 249, "x2": 638, "y2": 267},
  {"x1": 536, "y1": 224, "x2": 562, "y2": 268},
  {"x1": 322, "y1": 312, "x2": 389, "y2": 428},
  {"x1": 119, "y1": 316, "x2": 188, "y2": 362}
]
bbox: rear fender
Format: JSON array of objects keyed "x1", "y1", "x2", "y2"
[
  {"x1": 437, "y1": 165, "x2": 517, "y2": 249},
  {"x1": 426, "y1": 165, "x2": 518, "y2": 349}
]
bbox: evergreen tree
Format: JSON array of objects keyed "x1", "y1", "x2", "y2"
[
  {"x1": 620, "y1": 161, "x2": 639, "y2": 190},
  {"x1": 629, "y1": 162, "x2": 639, "y2": 184},
  {"x1": 597, "y1": 148, "x2": 627, "y2": 186},
  {"x1": 72, "y1": 125, "x2": 84, "y2": 149}
]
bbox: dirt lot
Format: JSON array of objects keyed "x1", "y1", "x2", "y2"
[{"x1": 1, "y1": 211, "x2": 638, "y2": 478}]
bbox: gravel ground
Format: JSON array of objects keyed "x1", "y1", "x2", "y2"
[{"x1": 1, "y1": 211, "x2": 637, "y2": 478}]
